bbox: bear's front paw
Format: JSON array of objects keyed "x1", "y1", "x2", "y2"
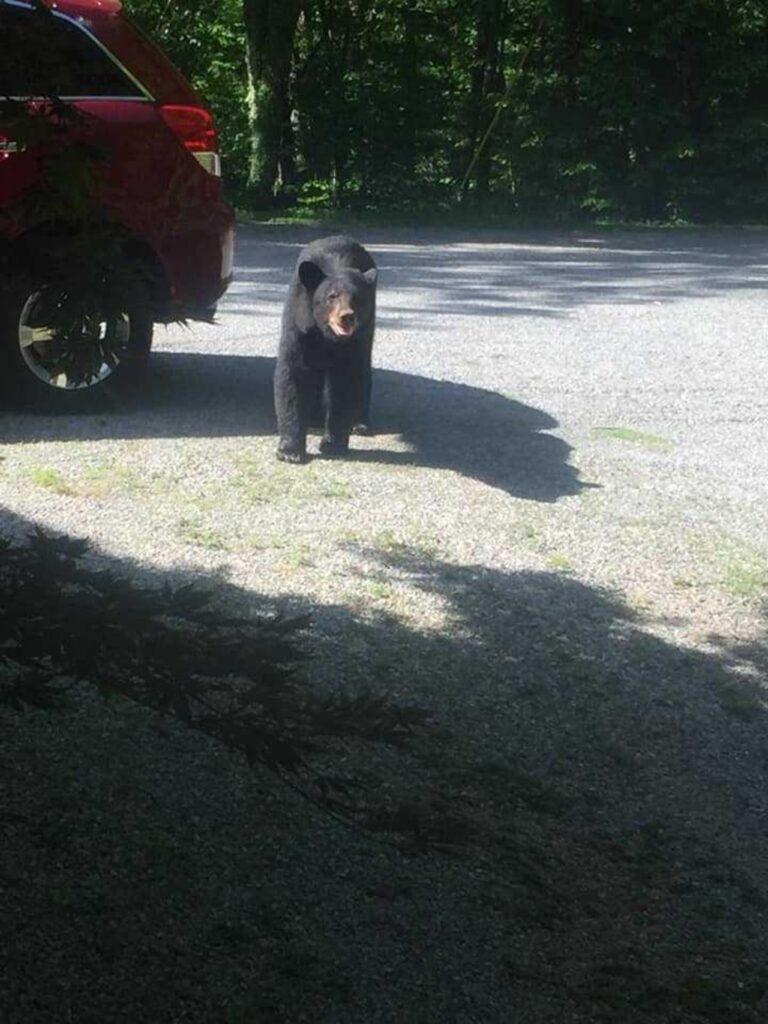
[
  {"x1": 319, "y1": 437, "x2": 349, "y2": 458},
  {"x1": 276, "y1": 444, "x2": 306, "y2": 464},
  {"x1": 351, "y1": 422, "x2": 373, "y2": 437}
]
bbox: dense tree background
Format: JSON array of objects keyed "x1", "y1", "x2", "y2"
[{"x1": 127, "y1": 0, "x2": 768, "y2": 222}]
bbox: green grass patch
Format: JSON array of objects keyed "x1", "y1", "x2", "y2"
[
  {"x1": 371, "y1": 531, "x2": 438, "y2": 558},
  {"x1": 514, "y1": 524, "x2": 536, "y2": 548},
  {"x1": 593, "y1": 426, "x2": 671, "y2": 448},
  {"x1": 231, "y1": 454, "x2": 353, "y2": 505},
  {"x1": 371, "y1": 530, "x2": 406, "y2": 553},
  {"x1": 318, "y1": 480, "x2": 354, "y2": 499},
  {"x1": 411, "y1": 537, "x2": 439, "y2": 559},
  {"x1": 547, "y1": 552, "x2": 574, "y2": 572},
  {"x1": 79, "y1": 462, "x2": 142, "y2": 498},
  {"x1": 282, "y1": 543, "x2": 312, "y2": 569},
  {"x1": 238, "y1": 201, "x2": 729, "y2": 233},
  {"x1": 722, "y1": 561, "x2": 767, "y2": 598},
  {"x1": 367, "y1": 580, "x2": 392, "y2": 601},
  {"x1": 29, "y1": 466, "x2": 74, "y2": 495},
  {"x1": 176, "y1": 517, "x2": 228, "y2": 551},
  {"x1": 28, "y1": 462, "x2": 145, "y2": 499}
]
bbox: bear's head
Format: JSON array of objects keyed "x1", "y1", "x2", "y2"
[{"x1": 299, "y1": 260, "x2": 377, "y2": 341}]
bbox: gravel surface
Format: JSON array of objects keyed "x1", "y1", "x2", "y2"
[{"x1": 2, "y1": 224, "x2": 768, "y2": 1022}]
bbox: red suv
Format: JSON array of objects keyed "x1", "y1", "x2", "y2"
[{"x1": 0, "y1": 0, "x2": 235, "y2": 406}]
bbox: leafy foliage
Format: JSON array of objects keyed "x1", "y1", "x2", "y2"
[
  {"x1": 127, "y1": 0, "x2": 251, "y2": 196},
  {"x1": 126, "y1": 0, "x2": 768, "y2": 221}
]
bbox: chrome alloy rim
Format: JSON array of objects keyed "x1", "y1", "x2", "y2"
[{"x1": 17, "y1": 290, "x2": 131, "y2": 390}]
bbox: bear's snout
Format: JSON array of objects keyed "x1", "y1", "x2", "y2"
[{"x1": 328, "y1": 307, "x2": 357, "y2": 337}]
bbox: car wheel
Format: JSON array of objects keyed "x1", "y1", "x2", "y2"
[{"x1": 1, "y1": 270, "x2": 153, "y2": 410}]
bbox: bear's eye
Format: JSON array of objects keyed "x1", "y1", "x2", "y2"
[{"x1": 327, "y1": 291, "x2": 339, "y2": 301}]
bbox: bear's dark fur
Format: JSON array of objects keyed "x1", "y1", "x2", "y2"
[{"x1": 274, "y1": 235, "x2": 377, "y2": 463}]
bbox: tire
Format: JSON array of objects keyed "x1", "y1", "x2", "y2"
[{"x1": 0, "y1": 264, "x2": 153, "y2": 411}]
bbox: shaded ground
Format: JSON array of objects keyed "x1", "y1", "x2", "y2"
[
  {"x1": 1, "y1": 225, "x2": 768, "y2": 1022},
  {"x1": 1, "y1": 511, "x2": 767, "y2": 1023}
]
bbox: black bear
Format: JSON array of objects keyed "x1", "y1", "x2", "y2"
[{"x1": 274, "y1": 235, "x2": 377, "y2": 463}]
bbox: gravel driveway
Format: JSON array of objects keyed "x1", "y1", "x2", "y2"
[{"x1": 2, "y1": 224, "x2": 767, "y2": 1022}]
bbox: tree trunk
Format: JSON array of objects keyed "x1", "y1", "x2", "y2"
[
  {"x1": 242, "y1": 0, "x2": 302, "y2": 204},
  {"x1": 462, "y1": 0, "x2": 507, "y2": 198}
]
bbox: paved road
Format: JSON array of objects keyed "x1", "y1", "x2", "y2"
[{"x1": 2, "y1": 224, "x2": 767, "y2": 1022}]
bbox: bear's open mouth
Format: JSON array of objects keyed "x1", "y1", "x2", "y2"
[{"x1": 329, "y1": 317, "x2": 356, "y2": 337}]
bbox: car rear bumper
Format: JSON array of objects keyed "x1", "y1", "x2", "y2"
[{"x1": 157, "y1": 204, "x2": 235, "y2": 322}]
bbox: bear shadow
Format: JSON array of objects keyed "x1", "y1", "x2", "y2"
[
  {"x1": 345, "y1": 367, "x2": 588, "y2": 501},
  {"x1": 0, "y1": 352, "x2": 589, "y2": 503}
]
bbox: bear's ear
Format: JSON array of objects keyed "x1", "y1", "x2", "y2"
[
  {"x1": 363, "y1": 268, "x2": 378, "y2": 286},
  {"x1": 298, "y1": 260, "x2": 326, "y2": 292}
]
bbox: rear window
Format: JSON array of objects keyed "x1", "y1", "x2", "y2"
[{"x1": 0, "y1": 3, "x2": 144, "y2": 98}]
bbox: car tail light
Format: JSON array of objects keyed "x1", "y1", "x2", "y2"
[{"x1": 159, "y1": 104, "x2": 221, "y2": 176}]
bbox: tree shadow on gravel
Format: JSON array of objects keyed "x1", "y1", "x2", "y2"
[
  {"x1": 367, "y1": 229, "x2": 768, "y2": 315},
  {"x1": 230, "y1": 224, "x2": 768, "y2": 317},
  {"x1": 278, "y1": 542, "x2": 768, "y2": 1023},
  {"x1": 1, "y1": 507, "x2": 767, "y2": 1023},
  {"x1": 0, "y1": 354, "x2": 588, "y2": 502}
]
